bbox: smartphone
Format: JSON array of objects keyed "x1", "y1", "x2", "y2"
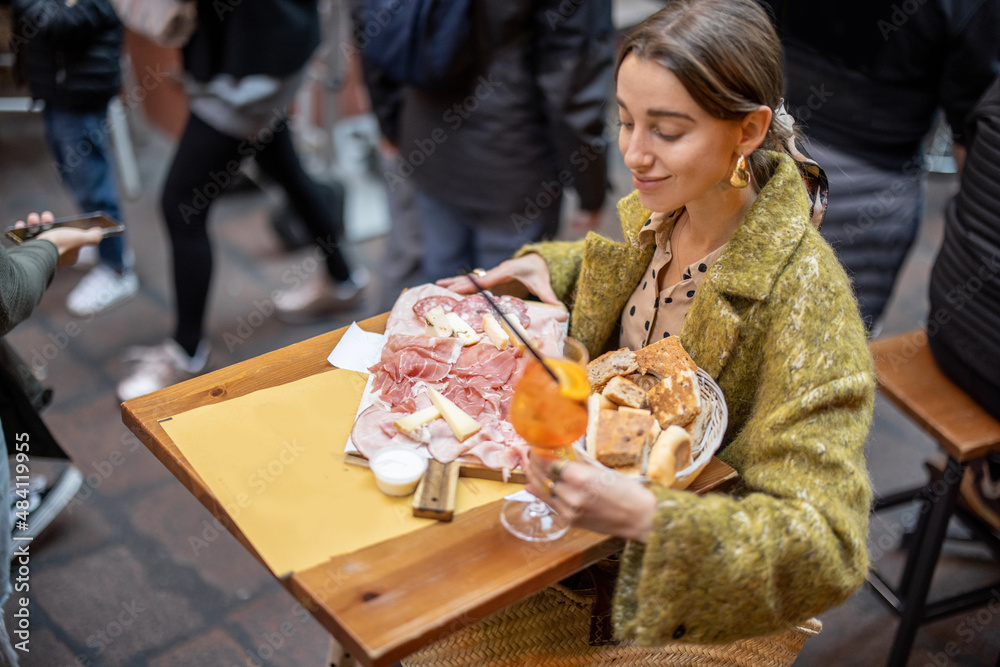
[{"x1": 5, "y1": 211, "x2": 125, "y2": 245}]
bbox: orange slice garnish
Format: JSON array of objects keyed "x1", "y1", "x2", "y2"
[{"x1": 546, "y1": 358, "x2": 590, "y2": 402}]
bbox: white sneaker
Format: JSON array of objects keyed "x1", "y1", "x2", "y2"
[
  {"x1": 337, "y1": 266, "x2": 371, "y2": 300},
  {"x1": 117, "y1": 339, "x2": 210, "y2": 402},
  {"x1": 273, "y1": 265, "x2": 370, "y2": 324},
  {"x1": 67, "y1": 264, "x2": 139, "y2": 316},
  {"x1": 72, "y1": 244, "x2": 100, "y2": 270}
]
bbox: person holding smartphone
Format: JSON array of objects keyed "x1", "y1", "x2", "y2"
[{"x1": 0, "y1": 211, "x2": 101, "y2": 664}]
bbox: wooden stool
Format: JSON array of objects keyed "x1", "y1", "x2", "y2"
[{"x1": 868, "y1": 330, "x2": 1000, "y2": 667}]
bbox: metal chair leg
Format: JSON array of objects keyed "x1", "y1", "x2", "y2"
[{"x1": 886, "y1": 456, "x2": 965, "y2": 667}]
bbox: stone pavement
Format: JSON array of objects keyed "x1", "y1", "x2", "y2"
[{"x1": 1, "y1": 100, "x2": 999, "y2": 667}]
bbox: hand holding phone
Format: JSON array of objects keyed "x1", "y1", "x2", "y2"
[
  {"x1": 7, "y1": 211, "x2": 110, "y2": 268},
  {"x1": 6, "y1": 211, "x2": 125, "y2": 245}
]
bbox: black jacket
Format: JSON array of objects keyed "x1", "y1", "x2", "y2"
[
  {"x1": 375, "y1": 0, "x2": 614, "y2": 218},
  {"x1": 928, "y1": 76, "x2": 1000, "y2": 385},
  {"x1": 761, "y1": 0, "x2": 1000, "y2": 170},
  {"x1": 11, "y1": 0, "x2": 122, "y2": 111}
]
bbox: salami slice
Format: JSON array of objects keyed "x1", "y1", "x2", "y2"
[
  {"x1": 452, "y1": 294, "x2": 492, "y2": 332},
  {"x1": 412, "y1": 296, "x2": 459, "y2": 320},
  {"x1": 497, "y1": 295, "x2": 531, "y2": 328}
]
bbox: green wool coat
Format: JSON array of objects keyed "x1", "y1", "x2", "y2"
[{"x1": 518, "y1": 151, "x2": 875, "y2": 645}]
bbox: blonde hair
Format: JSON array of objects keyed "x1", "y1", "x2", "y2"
[{"x1": 616, "y1": 0, "x2": 795, "y2": 185}]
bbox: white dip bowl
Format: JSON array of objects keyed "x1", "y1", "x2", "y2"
[{"x1": 370, "y1": 447, "x2": 428, "y2": 497}]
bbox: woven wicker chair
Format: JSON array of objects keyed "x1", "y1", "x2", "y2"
[{"x1": 402, "y1": 584, "x2": 821, "y2": 667}]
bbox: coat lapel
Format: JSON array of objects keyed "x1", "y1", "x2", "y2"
[{"x1": 680, "y1": 152, "x2": 812, "y2": 379}]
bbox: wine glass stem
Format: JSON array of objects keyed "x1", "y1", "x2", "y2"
[{"x1": 525, "y1": 500, "x2": 550, "y2": 518}]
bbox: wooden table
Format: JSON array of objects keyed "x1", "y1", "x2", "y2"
[{"x1": 122, "y1": 314, "x2": 737, "y2": 667}]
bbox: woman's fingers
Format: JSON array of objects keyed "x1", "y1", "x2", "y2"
[
  {"x1": 436, "y1": 265, "x2": 513, "y2": 294},
  {"x1": 436, "y1": 256, "x2": 561, "y2": 305}
]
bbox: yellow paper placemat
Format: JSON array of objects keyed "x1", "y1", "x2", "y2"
[{"x1": 159, "y1": 368, "x2": 520, "y2": 577}]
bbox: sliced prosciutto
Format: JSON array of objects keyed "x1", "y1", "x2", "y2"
[{"x1": 368, "y1": 335, "x2": 462, "y2": 408}]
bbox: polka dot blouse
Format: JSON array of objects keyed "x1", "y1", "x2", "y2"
[{"x1": 619, "y1": 209, "x2": 727, "y2": 350}]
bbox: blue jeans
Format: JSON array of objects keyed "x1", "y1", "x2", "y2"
[
  {"x1": 42, "y1": 106, "x2": 127, "y2": 274},
  {"x1": 414, "y1": 188, "x2": 561, "y2": 284}
]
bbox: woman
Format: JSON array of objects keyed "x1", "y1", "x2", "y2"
[{"x1": 440, "y1": 0, "x2": 874, "y2": 645}]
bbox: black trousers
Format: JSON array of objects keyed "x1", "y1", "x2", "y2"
[{"x1": 161, "y1": 113, "x2": 351, "y2": 355}]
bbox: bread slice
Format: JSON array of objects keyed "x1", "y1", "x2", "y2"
[
  {"x1": 587, "y1": 348, "x2": 639, "y2": 392},
  {"x1": 625, "y1": 372, "x2": 661, "y2": 392},
  {"x1": 601, "y1": 375, "x2": 649, "y2": 409},
  {"x1": 585, "y1": 393, "x2": 604, "y2": 459},
  {"x1": 595, "y1": 410, "x2": 657, "y2": 467},
  {"x1": 635, "y1": 335, "x2": 697, "y2": 379},
  {"x1": 647, "y1": 368, "x2": 701, "y2": 429},
  {"x1": 684, "y1": 402, "x2": 711, "y2": 456},
  {"x1": 647, "y1": 425, "x2": 693, "y2": 487}
]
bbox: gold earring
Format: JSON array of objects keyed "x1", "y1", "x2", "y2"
[{"x1": 730, "y1": 155, "x2": 750, "y2": 188}]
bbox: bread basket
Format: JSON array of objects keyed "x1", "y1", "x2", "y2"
[{"x1": 574, "y1": 367, "x2": 728, "y2": 489}]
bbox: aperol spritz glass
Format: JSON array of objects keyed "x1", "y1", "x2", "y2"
[{"x1": 500, "y1": 356, "x2": 589, "y2": 541}]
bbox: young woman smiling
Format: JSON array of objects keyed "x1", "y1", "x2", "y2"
[{"x1": 439, "y1": 0, "x2": 873, "y2": 646}]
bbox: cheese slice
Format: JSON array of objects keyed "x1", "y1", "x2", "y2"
[
  {"x1": 426, "y1": 387, "x2": 481, "y2": 441},
  {"x1": 445, "y1": 312, "x2": 482, "y2": 346},
  {"x1": 499, "y1": 314, "x2": 533, "y2": 350},
  {"x1": 481, "y1": 313, "x2": 510, "y2": 350},
  {"x1": 425, "y1": 306, "x2": 453, "y2": 338},
  {"x1": 393, "y1": 406, "x2": 441, "y2": 434}
]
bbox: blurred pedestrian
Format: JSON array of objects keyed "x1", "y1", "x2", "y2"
[
  {"x1": 117, "y1": 0, "x2": 368, "y2": 401},
  {"x1": 0, "y1": 211, "x2": 100, "y2": 664},
  {"x1": 348, "y1": 0, "x2": 424, "y2": 311},
  {"x1": 760, "y1": 0, "x2": 1000, "y2": 332},
  {"x1": 360, "y1": 0, "x2": 615, "y2": 283},
  {"x1": 10, "y1": 0, "x2": 141, "y2": 317}
]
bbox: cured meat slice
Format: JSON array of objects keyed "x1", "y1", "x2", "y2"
[
  {"x1": 412, "y1": 296, "x2": 460, "y2": 319},
  {"x1": 350, "y1": 404, "x2": 423, "y2": 459},
  {"x1": 452, "y1": 345, "x2": 519, "y2": 387},
  {"x1": 497, "y1": 295, "x2": 531, "y2": 328},
  {"x1": 368, "y1": 335, "x2": 462, "y2": 408},
  {"x1": 453, "y1": 294, "x2": 492, "y2": 332},
  {"x1": 453, "y1": 294, "x2": 531, "y2": 332}
]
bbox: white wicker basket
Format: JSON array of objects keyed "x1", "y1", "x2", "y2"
[
  {"x1": 672, "y1": 368, "x2": 729, "y2": 489},
  {"x1": 575, "y1": 367, "x2": 728, "y2": 489}
]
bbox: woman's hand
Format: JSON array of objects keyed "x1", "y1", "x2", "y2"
[
  {"x1": 524, "y1": 449, "x2": 659, "y2": 543},
  {"x1": 435, "y1": 254, "x2": 561, "y2": 305},
  {"x1": 17, "y1": 211, "x2": 104, "y2": 268}
]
